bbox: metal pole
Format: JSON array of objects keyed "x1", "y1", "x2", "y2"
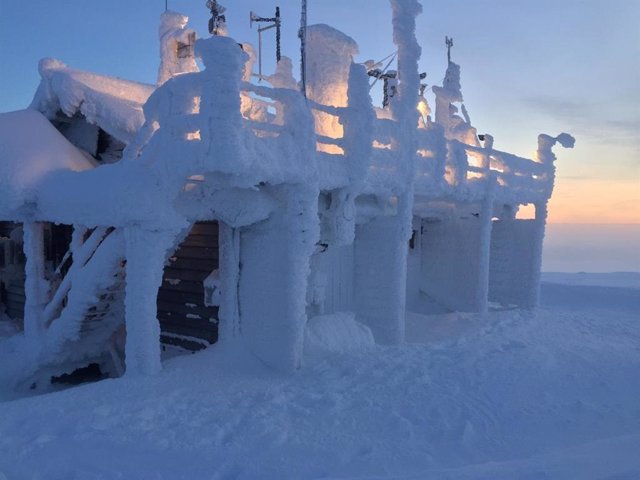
[
  {"x1": 299, "y1": 0, "x2": 307, "y2": 97},
  {"x1": 258, "y1": 28, "x2": 263, "y2": 80},
  {"x1": 275, "y1": 7, "x2": 281, "y2": 62}
]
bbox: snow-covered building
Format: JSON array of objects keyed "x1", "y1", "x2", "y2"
[{"x1": 0, "y1": 1, "x2": 573, "y2": 388}]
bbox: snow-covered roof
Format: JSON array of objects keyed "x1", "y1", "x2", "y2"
[
  {"x1": 30, "y1": 58, "x2": 155, "y2": 144},
  {"x1": 0, "y1": 109, "x2": 96, "y2": 217}
]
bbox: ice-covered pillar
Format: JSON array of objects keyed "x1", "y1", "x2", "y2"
[
  {"x1": 524, "y1": 132, "x2": 575, "y2": 308},
  {"x1": 123, "y1": 227, "x2": 178, "y2": 376},
  {"x1": 217, "y1": 222, "x2": 241, "y2": 341},
  {"x1": 344, "y1": 62, "x2": 375, "y2": 190},
  {"x1": 157, "y1": 11, "x2": 198, "y2": 86},
  {"x1": 354, "y1": 0, "x2": 422, "y2": 344},
  {"x1": 22, "y1": 222, "x2": 48, "y2": 343},
  {"x1": 476, "y1": 175, "x2": 497, "y2": 313},
  {"x1": 326, "y1": 62, "x2": 375, "y2": 245},
  {"x1": 238, "y1": 184, "x2": 320, "y2": 371}
]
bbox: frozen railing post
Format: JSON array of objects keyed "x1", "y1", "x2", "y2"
[
  {"x1": 480, "y1": 134, "x2": 494, "y2": 178},
  {"x1": 524, "y1": 132, "x2": 575, "y2": 308},
  {"x1": 536, "y1": 133, "x2": 575, "y2": 200}
]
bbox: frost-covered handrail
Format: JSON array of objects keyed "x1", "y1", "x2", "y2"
[
  {"x1": 239, "y1": 81, "x2": 307, "y2": 137},
  {"x1": 307, "y1": 100, "x2": 340, "y2": 117},
  {"x1": 447, "y1": 138, "x2": 555, "y2": 198}
]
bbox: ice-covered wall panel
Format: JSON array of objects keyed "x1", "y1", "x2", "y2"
[
  {"x1": 489, "y1": 219, "x2": 540, "y2": 307},
  {"x1": 420, "y1": 215, "x2": 489, "y2": 312},
  {"x1": 308, "y1": 244, "x2": 355, "y2": 318},
  {"x1": 354, "y1": 213, "x2": 407, "y2": 344}
]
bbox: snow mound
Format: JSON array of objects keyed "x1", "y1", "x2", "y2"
[
  {"x1": 304, "y1": 312, "x2": 374, "y2": 357},
  {"x1": 0, "y1": 109, "x2": 95, "y2": 215}
]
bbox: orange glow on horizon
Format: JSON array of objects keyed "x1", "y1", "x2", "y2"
[{"x1": 547, "y1": 178, "x2": 639, "y2": 224}]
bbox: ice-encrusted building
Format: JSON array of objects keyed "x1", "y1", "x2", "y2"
[{"x1": 0, "y1": 1, "x2": 573, "y2": 385}]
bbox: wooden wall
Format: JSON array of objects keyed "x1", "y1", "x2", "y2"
[
  {"x1": 157, "y1": 221, "x2": 220, "y2": 351},
  {"x1": 0, "y1": 221, "x2": 25, "y2": 322}
]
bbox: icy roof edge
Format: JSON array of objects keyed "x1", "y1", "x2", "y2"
[{"x1": 29, "y1": 58, "x2": 155, "y2": 145}]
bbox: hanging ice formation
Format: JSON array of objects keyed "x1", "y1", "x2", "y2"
[{"x1": 0, "y1": 0, "x2": 574, "y2": 387}]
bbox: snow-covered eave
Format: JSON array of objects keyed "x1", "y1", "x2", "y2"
[{"x1": 30, "y1": 58, "x2": 155, "y2": 145}]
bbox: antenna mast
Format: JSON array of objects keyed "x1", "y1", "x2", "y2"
[
  {"x1": 250, "y1": 7, "x2": 282, "y2": 81},
  {"x1": 298, "y1": 0, "x2": 308, "y2": 97},
  {"x1": 445, "y1": 36, "x2": 454, "y2": 64}
]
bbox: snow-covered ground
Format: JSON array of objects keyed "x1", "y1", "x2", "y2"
[{"x1": 0, "y1": 273, "x2": 639, "y2": 479}]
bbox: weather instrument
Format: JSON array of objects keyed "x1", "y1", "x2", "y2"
[{"x1": 207, "y1": 0, "x2": 226, "y2": 36}]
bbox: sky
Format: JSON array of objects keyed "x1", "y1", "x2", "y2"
[{"x1": 0, "y1": 0, "x2": 638, "y2": 225}]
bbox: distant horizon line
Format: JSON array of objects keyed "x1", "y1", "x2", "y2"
[{"x1": 546, "y1": 222, "x2": 640, "y2": 226}]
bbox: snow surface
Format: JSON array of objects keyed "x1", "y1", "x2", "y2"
[{"x1": 0, "y1": 275, "x2": 638, "y2": 479}]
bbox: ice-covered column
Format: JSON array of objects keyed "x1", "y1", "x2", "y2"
[
  {"x1": 123, "y1": 227, "x2": 179, "y2": 376},
  {"x1": 523, "y1": 132, "x2": 575, "y2": 307},
  {"x1": 157, "y1": 11, "x2": 198, "y2": 86},
  {"x1": 22, "y1": 222, "x2": 48, "y2": 343},
  {"x1": 217, "y1": 222, "x2": 241, "y2": 341},
  {"x1": 476, "y1": 175, "x2": 497, "y2": 313},
  {"x1": 389, "y1": 0, "x2": 422, "y2": 164},
  {"x1": 238, "y1": 184, "x2": 320, "y2": 372},
  {"x1": 343, "y1": 62, "x2": 375, "y2": 190},
  {"x1": 354, "y1": 0, "x2": 422, "y2": 344},
  {"x1": 325, "y1": 62, "x2": 375, "y2": 245}
]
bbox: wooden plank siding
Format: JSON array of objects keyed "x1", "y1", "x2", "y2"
[
  {"x1": 0, "y1": 221, "x2": 25, "y2": 322},
  {"x1": 158, "y1": 221, "x2": 220, "y2": 351}
]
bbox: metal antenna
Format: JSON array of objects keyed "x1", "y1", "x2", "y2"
[
  {"x1": 165, "y1": 0, "x2": 167, "y2": 12},
  {"x1": 207, "y1": 0, "x2": 226, "y2": 36},
  {"x1": 250, "y1": 7, "x2": 282, "y2": 81},
  {"x1": 445, "y1": 36, "x2": 454, "y2": 63},
  {"x1": 298, "y1": 0, "x2": 308, "y2": 98}
]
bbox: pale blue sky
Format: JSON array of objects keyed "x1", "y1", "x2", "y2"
[{"x1": 1, "y1": 0, "x2": 638, "y2": 223}]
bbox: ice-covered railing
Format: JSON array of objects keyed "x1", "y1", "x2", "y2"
[
  {"x1": 127, "y1": 36, "x2": 318, "y2": 192},
  {"x1": 446, "y1": 133, "x2": 573, "y2": 202},
  {"x1": 411, "y1": 128, "x2": 574, "y2": 203},
  {"x1": 239, "y1": 82, "x2": 307, "y2": 139}
]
